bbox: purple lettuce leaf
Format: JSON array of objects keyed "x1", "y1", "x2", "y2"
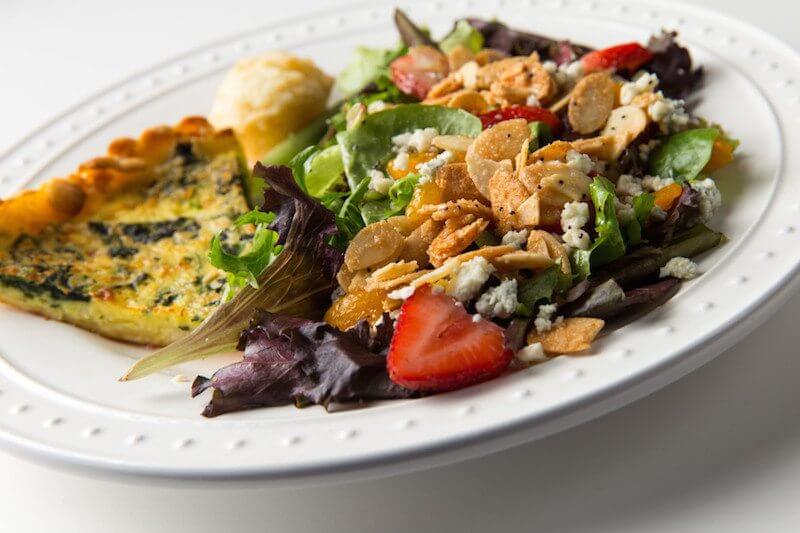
[
  {"x1": 121, "y1": 164, "x2": 343, "y2": 381},
  {"x1": 192, "y1": 310, "x2": 413, "y2": 417},
  {"x1": 647, "y1": 185, "x2": 702, "y2": 244},
  {"x1": 645, "y1": 31, "x2": 704, "y2": 99},
  {"x1": 466, "y1": 18, "x2": 592, "y2": 63}
]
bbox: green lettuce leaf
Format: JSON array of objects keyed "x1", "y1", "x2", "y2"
[
  {"x1": 440, "y1": 20, "x2": 484, "y2": 53},
  {"x1": 360, "y1": 173, "x2": 421, "y2": 225},
  {"x1": 297, "y1": 145, "x2": 345, "y2": 198},
  {"x1": 649, "y1": 127, "x2": 719, "y2": 182},
  {"x1": 208, "y1": 210, "x2": 282, "y2": 298},
  {"x1": 571, "y1": 176, "x2": 627, "y2": 278},
  {"x1": 624, "y1": 192, "x2": 655, "y2": 246},
  {"x1": 337, "y1": 104, "x2": 482, "y2": 189},
  {"x1": 121, "y1": 164, "x2": 341, "y2": 381},
  {"x1": 335, "y1": 45, "x2": 406, "y2": 96},
  {"x1": 518, "y1": 264, "x2": 573, "y2": 310}
]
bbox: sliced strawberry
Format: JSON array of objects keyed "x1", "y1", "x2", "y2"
[
  {"x1": 390, "y1": 47, "x2": 448, "y2": 101},
  {"x1": 478, "y1": 105, "x2": 563, "y2": 135},
  {"x1": 387, "y1": 285, "x2": 512, "y2": 392},
  {"x1": 581, "y1": 42, "x2": 653, "y2": 74}
]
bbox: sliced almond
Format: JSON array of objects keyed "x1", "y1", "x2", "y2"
[
  {"x1": 344, "y1": 220, "x2": 405, "y2": 271},
  {"x1": 571, "y1": 135, "x2": 618, "y2": 161},
  {"x1": 601, "y1": 105, "x2": 649, "y2": 160},
  {"x1": 446, "y1": 90, "x2": 490, "y2": 114},
  {"x1": 399, "y1": 218, "x2": 443, "y2": 266},
  {"x1": 428, "y1": 216, "x2": 489, "y2": 267},
  {"x1": 528, "y1": 230, "x2": 571, "y2": 275},
  {"x1": 568, "y1": 72, "x2": 616, "y2": 134},
  {"x1": 526, "y1": 231, "x2": 550, "y2": 257},
  {"x1": 432, "y1": 135, "x2": 474, "y2": 154},
  {"x1": 526, "y1": 318, "x2": 605, "y2": 354},
  {"x1": 549, "y1": 89, "x2": 573, "y2": 114},
  {"x1": 457, "y1": 60, "x2": 480, "y2": 89},
  {"x1": 492, "y1": 250, "x2": 554, "y2": 271},
  {"x1": 426, "y1": 75, "x2": 463, "y2": 100},
  {"x1": 474, "y1": 49, "x2": 507, "y2": 66},
  {"x1": 488, "y1": 167, "x2": 530, "y2": 234},
  {"x1": 368, "y1": 260, "x2": 419, "y2": 282},
  {"x1": 528, "y1": 140, "x2": 574, "y2": 164},
  {"x1": 466, "y1": 118, "x2": 530, "y2": 198},
  {"x1": 435, "y1": 162, "x2": 484, "y2": 202},
  {"x1": 366, "y1": 271, "x2": 425, "y2": 291},
  {"x1": 415, "y1": 199, "x2": 493, "y2": 222}
]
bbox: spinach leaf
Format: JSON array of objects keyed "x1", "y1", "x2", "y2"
[
  {"x1": 360, "y1": 173, "x2": 421, "y2": 225},
  {"x1": 337, "y1": 104, "x2": 482, "y2": 188},
  {"x1": 518, "y1": 265, "x2": 572, "y2": 309},
  {"x1": 440, "y1": 20, "x2": 484, "y2": 53},
  {"x1": 649, "y1": 128, "x2": 719, "y2": 182},
  {"x1": 624, "y1": 192, "x2": 655, "y2": 246}
]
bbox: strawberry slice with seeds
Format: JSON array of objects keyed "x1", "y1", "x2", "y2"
[
  {"x1": 387, "y1": 285, "x2": 513, "y2": 392},
  {"x1": 581, "y1": 42, "x2": 653, "y2": 74},
  {"x1": 478, "y1": 105, "x2": 563, "y2": 135}
]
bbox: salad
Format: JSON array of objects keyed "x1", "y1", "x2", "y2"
[{"x1": 123, "y1": 10, "x2": 732, "y2": 417}]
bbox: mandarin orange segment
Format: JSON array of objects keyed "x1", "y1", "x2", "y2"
[
  {"x1": 654, "y1": 182, "x2": 683, "y2": 211},
  {"x1": 406, "y1": 181, "x2": 445, "y2": 222},
  {"x1": 387, "y1": 152, "x2": 437, "y2": 180},
  {"x1": 703, "y1": 138, "x2": 735, "y2": 173},
  {"x1": 324, "y1": 288, "x2": 389, "y2": 331}
]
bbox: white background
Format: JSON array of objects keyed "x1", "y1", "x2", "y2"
[{"x1": 1, "y1": 0, "x2": 799, "y2": 531}]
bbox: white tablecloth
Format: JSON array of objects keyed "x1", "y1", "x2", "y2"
[{"x1": 2, "y1": 1, "x2": 799, "y2": 531}]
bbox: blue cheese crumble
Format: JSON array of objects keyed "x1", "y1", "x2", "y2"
[
  {"x1": 476, "y1": 278, "x2": 518, "y2": 319},
  {"x1": 659, "y1": 256, "x2": 699, "y2": 280},
  {"x1": 447, "y1": 256, "x2": 495, "y2": 303}
]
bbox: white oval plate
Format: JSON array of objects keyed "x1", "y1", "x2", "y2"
[{"x1": 0, "y1": 0, "x2": 798, "y2": 484}]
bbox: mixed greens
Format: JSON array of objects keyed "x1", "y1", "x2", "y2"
[{"x1": 123, "y1": 10, "x2": 735, "y2": 417}]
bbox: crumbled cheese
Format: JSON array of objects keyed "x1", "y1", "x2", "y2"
[
  {"x1": 525, "y1": 94, "x2": 541, "y2": 107},
  {"x1": 562, "y1": 228, "x2": 591, "y2": 250},
  {"x1": 367, "y1": 100, "x2": 388, "y2": 114},
  {"x1": 475, "y1": 279, "x2": 519, "y2": 319},
  {"x1": 534, "y1": 303, "x2": 563, "y2": 333},
  {"x1": 660, "y1": 256, "x2": 699, "y2": 280},
  {"x1": 501, "y1": 229, "x2": 530, "y2": 248},
  {"x1": 392, "y1": 127, "x2": 439, "y2": 153},
  {"x1": 560, "y1": 201, "x2": 590, "y2": 232},
  {"x1": 615, "y1": 198, "x2": 635, "y2": 224},
  {"x1": 388, "y1": 285, "x2": 416, "y2": 300},
  {"x1": 616, "y1": 174, "x2": 643, "y2": 197},
  {"x1": 638, "y1": 139, "x2": 660, "y2": 162},
  {"x1": 691, "y1": 178, "x2": 722, "y2": 223},
  {"x1": 642, "y1": 175, "x2": 675, "y2": 192},
  {"x1": 417, "y1": 150, "x2": 453, "y2": 182},
  {"x1": 650, "y1": 205, "x2": 668, "y2": 221},
  {"x1": 471, "y1": 314, "x2": 483, "y2": 323},
  {"x1": 542, "y1": 60, "x2": 558, "y2": 75},
  {"x1": 648, "y1": 94, "x2": 691, "y2": 133},
  {"x1": 566, "y1": 149, "x2": 594, "y2": 174},
  {"x1": 549, "y1": 60, "x2": 584, "y2": 88},
  {"x1": 516, "y1": 342, "x2": 547, "y2": 364},
  {"x1": 619, "y1": 71, "x2": 659, "y2": 105},
  {"x1": 393, "y1": 151, "x2": 409, "y2": 171},
  {"x1": 368, "y1": 169, "x2": 394, "y2": 195},
  {"x1": 447, "y1": 256, "x2": 495, "y2": 303}
]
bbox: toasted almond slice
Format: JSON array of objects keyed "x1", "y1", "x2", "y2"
[
  {"x1": 548, "y1": 89, "x2": 573, "y2": 113},
  {"x1": 399, "y1": 219, "x2": 443, "y2": 266},
  {"x1": 539, "y1": 172, "x2": 592, "y2": 205},
  {"x1": 474, "y1": 48, "x2": 507, "y2": 66},
  {"x1": 571, "y1": 135, "x2": 618, "y2": 161},
  {"x1": 516, "y1": 194, "x2": 543, "y2": 227},
  {"x1": 432, "y1": 135, "x2": 474, "y2": 153},
  {"x1": 492, "y1": 250, "x2": 554, "y2": 271},
  {"x1": 528, "y1": 230, "x2": 571, "y2": 275},
  {"x1": 428, "y1": 217, "x2": 490, "y2": 267},
  {"x1": 528, "y1": 140, "x2": 574, "y2": 164},
  {"x1": 488, "y1": 167, "x2": 530, "y2": 234},
  {"x1": 366, "y1": 270, "x2": 425, "y2": 291},
  {"x1": 526, "y1": 318, "x2": 605, "y2": 354},
  {"x1": 408, "y1": 245, "x2": 516, "y2": 289},
  {"x1": 451, "y1": 244, "x2": 518, "y2": 263},
  {"x1": 369, "y1": 260, "x2": 419, "y2": 282},
  {"x1": 344, "y1": 220, "x2": 405, "y2": 271},
  {"x1": 447, "y1": 90, "x2": 490, "y2": 114},
  {"x1": 515, "y1": 137, "x2": 530, "y2": 173},
  {"x1": 517, "y1": 160, "x2": 571, "y2": 194},
  {"x1": 426, "y1": 74, "x2": 463, "y2": 100},
  {"x1": 421, "y1": 199, "x2": 493, "y2": 222},
  {"x1": 458, "y1": 61, "x2": 480, "y2": 89},
  {"x1": 601, "y1": 105, "x2": 649, "y2": 159},
  {"x1": 526, "y1": 231, "x2": 550, "y2": 257},
  {"x1": 435, "y1": 162, "x2": 484, "y2": 202},
  {"x1": 466, "y1": 118, "x2": 529, "y2": 198},
  {"x1": 568, "y1": 72, "x2": 616, "y2": 134},
  {"x1": 447, "y1": 45, "x2": 475, "y2": 71}
]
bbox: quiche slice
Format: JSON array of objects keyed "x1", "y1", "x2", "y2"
[{"x1": 0, "y1": 117, "x2": 252, "y2": 346}]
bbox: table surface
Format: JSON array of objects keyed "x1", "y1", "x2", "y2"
[{"x1": 2, "y1": 1, "x2": 799, "y2": 531}]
